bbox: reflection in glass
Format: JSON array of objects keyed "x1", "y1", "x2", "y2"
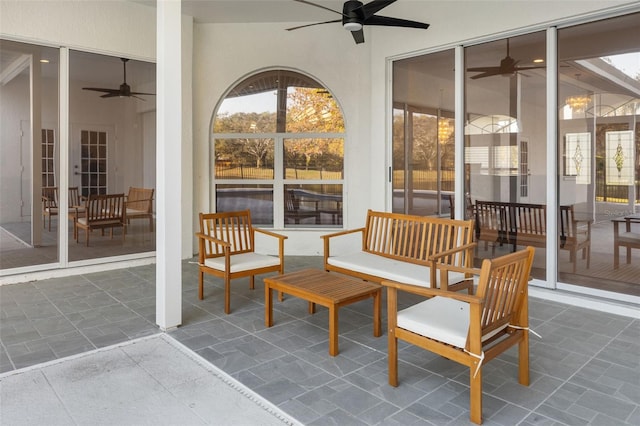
[
  {"x1": 465, "y1": 32, "x2": 547, "y2": 275},
  {"x1": 214, "y1": 138, "x2": 274, "y2": 179},
  {"x1": 284, "y1": 138, "x2": 344, "y2": 180},
  {"x1": 284, "y1": 184, "x2": 342, "y2": 228},
  {"x1": 216, "y1": 184, "x2": 274, "y2": 226},
  {"x1": 0, "y1": 40, "x2": 59, "y2": 270},
  {"x1": 68, "y1": 50, "x2": 156, "y2": 261},
  {"x1": 558, "y1": 12, "x2": 639, "y2": 294},
  {"x1": 392, "y1": 49, "x2": 456, "y2": 218}
]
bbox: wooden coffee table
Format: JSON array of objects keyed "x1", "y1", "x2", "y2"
[{"x1": 264, "y1": 268, "x2": 382, "y2": 356}]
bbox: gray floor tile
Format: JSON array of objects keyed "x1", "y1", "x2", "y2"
[{"x1": 1, "y1": 256, "x2": 639, "y2": 425}]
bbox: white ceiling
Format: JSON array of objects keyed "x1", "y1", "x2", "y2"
[{"x1": 133, "y1": 1, "x2": 361, "y2": 24}]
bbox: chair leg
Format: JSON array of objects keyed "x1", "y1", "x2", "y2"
[
  {"x1": 388, "y1": 332, "x2": 398, "y2": 387},
  {"x1": 224, "y1": 278, "x2": 231, "y2": 314},
  {"x1": 249, "y1": 276, "x2": 255, "y2": 290},
  {"x1": 198, "y1": 271, "x2": 204, "y2": 300},
  {"x1": 469, "y1": 368, "x2": 483, "y2": 424},
  {"x1": 518, "y1": 332, "x2": 530, "y2": 386}
]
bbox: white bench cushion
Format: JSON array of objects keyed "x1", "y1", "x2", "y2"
[
  {"x1": 398, "y1": 296, "x2": 469, "y2": 348},
  {"x1": 327, "y1": 252, "x2": 466, "y2": 288},
  {"x1": 204, "y1": 252, "x2": 280, "y2": 273}
]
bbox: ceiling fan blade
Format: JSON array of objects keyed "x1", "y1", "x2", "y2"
[
  {"x1": 83, "y1": 87, "x2": 119, "y2": 94},
  {"x1": 361, "y1": 0, "x2": 397, "y2": 18},
  {"x1": 351, "y1": 28, "x2": 365, "y2": 44},
  {"x1": 292, "y1": 0, "x2": 345, "y2": 17},
  {"x1": 514, "y1": 65, "x2": 546, "y2": 71},
  {"x1": 100, "y1": 92, "x2": 121, "y2": 98},
  {"x1": 467, "y1": 66, "x2": 501, "y2": 73},
  {"x1": 470, "y1": 71, "x2": 503, "y2": 80},
  {"x1": 286, "y1": 19, "x2": 341, "y2": 31},
  {"x1": 130, "y1": 91, "x2": 156, "y2": 96},
  {"x1": 365, "y1": 15, "x2": 429, "y2": 29}
]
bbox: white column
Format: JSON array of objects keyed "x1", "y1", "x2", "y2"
[{"x1": 156, "y1": 0, "x2": 182, "y2": 330}]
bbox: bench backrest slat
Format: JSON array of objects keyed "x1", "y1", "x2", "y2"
[{"x1": 363, "y1": 210, "x2": 474, "y2": 266}]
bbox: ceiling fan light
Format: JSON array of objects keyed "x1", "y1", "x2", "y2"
[{"x1": 343, "y1": 22, "x2": 362, "y2": 32}]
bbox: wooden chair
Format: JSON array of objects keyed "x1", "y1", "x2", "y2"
[
  {"x1": 67, "y1": 187, "x2": 87, "y2": 223},
  {"x1": 42, "y1": 187, "x2": 86, "y2": 231},
  {"x1": 42, "y1": 187, "x2": 59, "y2": 231},
  {"x1": 613, "y1": 216, "x2": 640, "y2": 269},
  {"x1": 74, "y1": 193, "x2": 126, "y2": 246},
  {"x1": 285, "y1": 190, "x2": 320, "y2": 225},
  {"x1": 196, "y1": 210, "x2": 287, "y2": 314},
  {"x1": 384, "y1": 246, "x2": 535, "y2": 424},
  {"x1": 125, "y1": 187, "x2": 154, "y2": 232},
  {"x1": 559, "y1": 205, "x2": 591, "y2": 273}
]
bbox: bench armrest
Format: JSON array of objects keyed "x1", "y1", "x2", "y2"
[{"x1": 320, "y1": 227, "x2": 365, "y2": 265}]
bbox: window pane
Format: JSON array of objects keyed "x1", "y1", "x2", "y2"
[
  {"x1": 392, "y1": 49, "x2": 456, "y2": 217},
  {"x1": 558, "y1": 12, "x2": 640, "y2": 294},
  {"x1": 284, "y1": 184, "x2": 342, "y2": 228},
  {"x1": 286, "y1": 88, "x2": 344, "y2": 133},
  {"x1": 0, "y1": 40, "x2": 59, "y2": 270},
  {"x1": 284, "y1": 138, "x2": 343, "y2": 180},
  {"x1": 465, "y1": 32, "x2": 547, "y2": 277},
  {"x1": 213, "y1": 70, "x2": 345, "y2": 227},
  {"x1": 214, "y1": 138, "x2": 274, "y2": 179},
  {"x1": 216, "y1": 184, "x2": 273, "y2": 225}
]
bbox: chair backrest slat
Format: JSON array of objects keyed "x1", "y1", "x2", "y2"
[
  {"x1": 475, "y1": 247, "x2": 534, "y2": 338},
  {"x1": 199, "y1": 210, "x2": 254, "y2": 257}
]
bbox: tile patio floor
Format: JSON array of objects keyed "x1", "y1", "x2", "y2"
[{"x1": 1, "y1": 256, "x2": 639, "y2": 425}]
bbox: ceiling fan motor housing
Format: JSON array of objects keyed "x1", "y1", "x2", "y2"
[{"x1": 342, "y1": 0, "x2": 364, "y2": 31}]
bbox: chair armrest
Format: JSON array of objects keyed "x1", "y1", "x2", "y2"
[
  {"x1": 254, "y1": 228, "x2": 288, "y2": 241},
  {"x1": 382, "y1": 279, "x2": 482, "y2": 305},
  {"x1": 254, "y1": 228, "x2": 287, "y2": 260},
  {"x1": 195, "y1": 232, "x2": 230, "y2": 248}
]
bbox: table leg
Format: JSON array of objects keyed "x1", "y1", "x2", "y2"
[
  {"x1": 265, "y1": 285, "x2": 273, "y2": 327},
  {"x1": 308, "y1": 301, "x2": 316, "y2": 314},
  {"x1": 329, "y1": 305, "x2": 338, "y2": 356},
  {"x1": 373, "y1": 289, "x2": 381, "y2": 337}
]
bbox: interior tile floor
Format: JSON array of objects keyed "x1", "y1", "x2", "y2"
[{"x1": 1, "y1": 256, "x2": 639, "y2": 425}]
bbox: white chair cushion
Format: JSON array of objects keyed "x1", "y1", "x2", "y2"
[
  {"x1": 397, "y1": 296, "x2": 470, "y2": 348},
  {"x1": 328, "y1": 252, "x2": 466, "y2": 288},
  {"x1": 204, "y1": 252, "x2": 280, "y2": 273}
]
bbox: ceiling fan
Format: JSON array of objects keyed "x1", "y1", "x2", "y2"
[
  {"x1": 287, "y1": 0, "x2": 429, "y2": 44},
  {"x1": 82, "y1": 58, "x2": 155, "y2": 100},
  {"x1": 467, "y1": 39, "x2": 545, "y2": 79}
]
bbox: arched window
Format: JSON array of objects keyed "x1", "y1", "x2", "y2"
[{"x1": 212, "y1": 69, "x2": 345, "y2": 228}]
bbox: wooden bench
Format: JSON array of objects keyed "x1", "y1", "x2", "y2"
[
  {"x1": 321, "y1": 210, "x2": 477, "y2": 293},
  {"x1": 73, "y1": 193, "x2": 126, "y2": 246},
  {"x1": 473, "y1": 201, "x2": 591, "y2": 272}
]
